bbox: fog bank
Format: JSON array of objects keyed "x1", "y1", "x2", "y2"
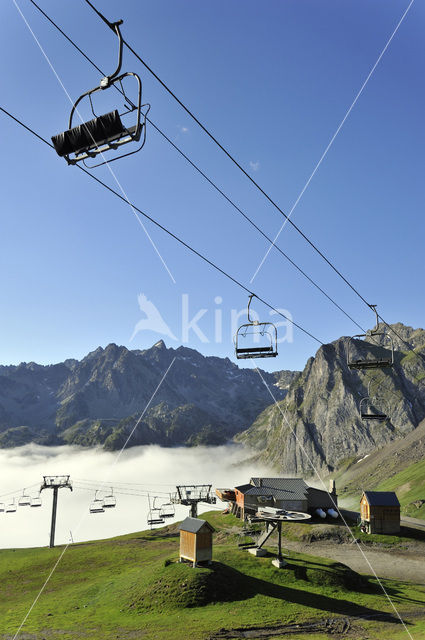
[{"x1": 0, "y1": 443, "x2": 274, "y2": 548}]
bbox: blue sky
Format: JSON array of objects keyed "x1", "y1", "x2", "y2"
[{"x1": 0, "y1": 0, "x2": 423, "y2": 372}]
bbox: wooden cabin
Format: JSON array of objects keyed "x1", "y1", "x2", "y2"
[
  {"x1": 360, "y1": 491, "x2": 400, "y2": 534},
  {"x1": 179, "y1": 517, "x2": 215, "y2": 567}
]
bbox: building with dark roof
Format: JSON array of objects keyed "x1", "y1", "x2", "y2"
[
  {"x1": 233, "y1": 477, "x2": 337, "y2": 520},
  {"x1": 360, "y1": 491, "x2": 400, "y2": 534}
]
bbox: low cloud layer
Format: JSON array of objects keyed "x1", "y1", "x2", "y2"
[{"x1": 0, "y1": 444, "x2": 273, "y2": 549}]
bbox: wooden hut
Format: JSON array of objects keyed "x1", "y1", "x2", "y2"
[
  {"x1": 360, "y1": 491, "x2": 400, "y2": 534},
  {"x1": 179, "y1": 517, "x2": 215, "y2": 567}
]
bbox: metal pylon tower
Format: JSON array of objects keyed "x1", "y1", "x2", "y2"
[{"x1": 40, "y1": 476, "x2": 73, "y2": 548}]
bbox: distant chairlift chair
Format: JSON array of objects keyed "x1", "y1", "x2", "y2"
[
  {"x1": 103, "y1": 488, "x2": 117, "y2": 509},
  {"x1": 51, "y1": 20, "x2": 149, "y2": 168},
  {"x1": 359, "y1": 378, "x2": 388, "y2": 421},
  {"x1": 234, "y1": 294, "x2": 278, "y2": 359},
  {"x1": 30, "y1": 493, "x2": 42, "y2": 508},
  {"x1": 159, "y1": 502, "x2": 175, "y2": 519},
  {"x1": 89, "y1": 491, "x2": 105, "y2": 514},
  {"x1": 18, "y1": 489, "x2": 31, "y2": 507},
  {"x1": 346, "y1": 305, "x2": 394, "y2": 370},
  {"x1": 5, "y1": 499, "x2": 17, "y2": 513}
]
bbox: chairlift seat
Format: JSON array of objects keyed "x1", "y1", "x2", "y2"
[
  {"x1": 236, "y1": 346, "x2": 277, "y2": 359},
  {"x1": 52, "y1": 110, "x2": 134, "y2": 157},
  {"x1": 361, "y1": 412, "x2": 387, "y2": 421},
  {"x1": 90, "y1": 504, "x2": 105, "y2": 513},
  {"x1": 348, "y1": 358, "x2": 393, "y2": 370},
  {"x1": 6, "y1": 503, "x2": 17, "y2": 513},
  {"x1": 147, "y1": 517, "x2": 165, "y2": 525},
  {"x1": 0, "y1": 503, "x2": 5, "y2": 512},
  {"x1": 103, "y1": 496, "x2": 117, "y2": 508},
  {"x1": 159, "y1": 503, "x2": 175, "y2": 518},
  {"x1": 18, "y1": 495, "x2": 31, "y2": 507},
  {"x1": 30, "y1": 497, "x2": 42, "y2": 508}
]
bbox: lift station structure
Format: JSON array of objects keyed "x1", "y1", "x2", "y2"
[{"x1": 172, "y1": 485, "x2": 216, "y2": 518}]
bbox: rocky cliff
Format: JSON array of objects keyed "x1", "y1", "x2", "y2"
[{"x1": 238, "y1": 323, "x2": 425, "y2": 474}]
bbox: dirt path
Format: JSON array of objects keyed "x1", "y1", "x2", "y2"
[{"x1": 282, "y1": 540, "x2": 425, "y2": 584}]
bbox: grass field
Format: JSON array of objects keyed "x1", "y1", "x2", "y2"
[{"x1": 1, "y1": 512, "x2": 424, "y2": 640}]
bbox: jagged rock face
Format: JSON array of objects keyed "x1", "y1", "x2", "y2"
[
  {"x1": 0, "y1": 341, "x2": 296, "y2": 449},
  {"x1": 239, "y1": 323, "x2": 425, "y2": 474}
]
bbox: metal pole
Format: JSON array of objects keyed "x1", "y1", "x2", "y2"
[
  {"x1": 50, "y1": 487, "x2": 58, "y2": 548},
  {"x1": 277, "y1": 521, "x2": 282, "y2": 562},
  {"x1": 190, "y1": 502, "x2": 197, "y2": 518}
]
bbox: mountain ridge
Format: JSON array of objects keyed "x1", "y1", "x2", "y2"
[{"x1": 0, "y1": 341, "x2": 298, "y2": 449}]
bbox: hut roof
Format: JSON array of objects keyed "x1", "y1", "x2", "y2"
[
  {"x1": 363, "y1": 491, "x2": 400, "y2": 507},
  {"x1": 179, "y1": 517, "x2": 215, "y2": 534}
]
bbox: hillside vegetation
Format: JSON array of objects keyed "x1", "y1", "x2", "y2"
[
  {"x1": 333, "y1": 418, "x2": 425, "y2": 518},
  {"x1": 1, "y1": 512, "x2": 424, "y2": 640}
]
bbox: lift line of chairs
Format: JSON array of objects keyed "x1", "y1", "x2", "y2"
[
  {"x1": 0, "y1": 489, "x2": 42, "y2": 513},
  {"x1": 234, "y1": 294, "x2": 278, "y2": 360},
  {"x1": 346, "y1": 305, "x2": 394, "y2": 421},
  {"x1": 51, "y1": 19, "x2": 149, "y2": 168}
]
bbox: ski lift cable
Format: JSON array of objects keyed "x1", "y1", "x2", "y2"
[
  {"x1": 0, "y1": 483, "x2": 40, "y2": 500},
  {"x1": 32, "y1": 0, "x2": 420, "y2": 364},
  {"x1": 83, "y1": 0, "x2": 414, "y2": 318},
  {"x1": 74, "y1": 478, "x2": 176, "y2": 488},
  {"x1": 73, "y1": 484, "x2": 169, "y2": 498},
  {"x1": 24, "y1": 0, "x2": 366, "y2": 334},
  {"x1": 0, "y1": 106, "x2": 324, "y2": 346},
  {"x1": 4, "y1": 105, "x2": 425, "y2": 380},
  {"x1": 25, "y1": 2, "x2": 419, "y2": 365}
]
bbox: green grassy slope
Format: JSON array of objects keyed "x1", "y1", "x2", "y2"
[
  {"x1": 331, "y1": 420, "x2": 425, "y2": 518},
  {"x1": 1, "y1": 512, "x2": 424, "y2": 640}
]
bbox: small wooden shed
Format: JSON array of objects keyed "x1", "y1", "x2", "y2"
[
  {"x1": 360, "y1": 491, "x2": 400, "y2": 534},
  {"x1": 178, "y1": 517, "x2": 215, "y2": 567}
]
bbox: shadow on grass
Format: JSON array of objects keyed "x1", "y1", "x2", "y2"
[{"x1": 224, "y1": 564, "x2": 404, "y2": 624}]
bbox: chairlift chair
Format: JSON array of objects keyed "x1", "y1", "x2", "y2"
[
  {"x1": 0, "y1": 502, "x2": 5, "y2": 513},
  {"x1": 89, "y1": 491, "x2": 105, "y2": 514},
  {"x1": 347, "y1": 305, "x2": 394, "y2": 370},
  {"x1": 30, "y1": 493, "x2": 42, "y2": 508},
  {"x1": 159, "y1": 502, "x2": 175, "y2": 519},
  {"x1": 18, "y1": 489, "x2": 31, "y2": 507},
  {"x1": 359, "y1": 396, "x2": 388, "y2": 421},
  {"x1": 103, "y1": 488, "x2": 117, "y2": 509},
  {"x1": 147, "y1": 508, "x2": 165, "y2": 526},
  {"x1": 234, "y1": 294, "x2": 278, "y2": 359},
  {"x1": 5, "y1": 499, "x2": 17, "y2": 513},
  {"x1": 51, "y1": 20, "x2": 149, "y2": 168}
]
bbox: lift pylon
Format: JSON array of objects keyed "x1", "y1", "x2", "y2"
[{"x1": 40, "y1": 476, "x2": 73, "y2": 548}]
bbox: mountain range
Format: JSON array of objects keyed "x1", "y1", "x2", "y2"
[{"x1": 0, "y1": 341, "x2": 296, "y2": 449}]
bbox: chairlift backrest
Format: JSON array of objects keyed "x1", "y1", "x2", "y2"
[
  {"x1": 51, "y1": 21, "x2": 149, "y2": 168},
  {"x1": 234, "y1": 294, "x2": 278, "y2": 359}
]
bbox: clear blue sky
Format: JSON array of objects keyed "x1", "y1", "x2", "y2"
[{"x1": 0, "y1": 0, "x2": 423, "y2": 372}]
